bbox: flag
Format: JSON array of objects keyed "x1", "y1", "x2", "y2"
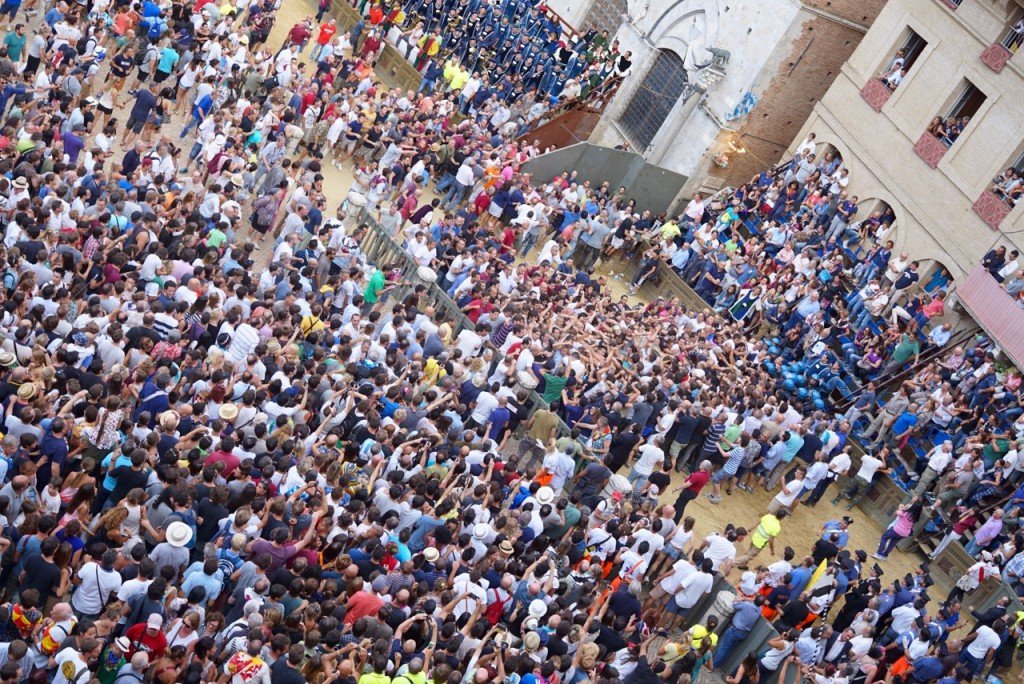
[{"x1": 724, "y1": 91, "x2": 758, "y2": 121}]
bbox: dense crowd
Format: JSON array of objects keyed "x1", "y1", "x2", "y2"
[{"x1": 0, "y1": 0, "x2": 1018, "y2": 683}]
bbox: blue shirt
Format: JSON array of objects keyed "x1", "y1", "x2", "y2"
[
  {"x1": 788, "y1": 565, "x2": 812, "y2": 600},
  {"x1": 821, "y1": 520, "x2": 850, "y2": 548}
]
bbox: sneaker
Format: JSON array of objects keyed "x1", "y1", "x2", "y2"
[
  {"x1": 871, "y1": 553, "x2": 886, "y2": 560},
  {"x1": 709, "y1": 496, "x2": 722, "y2": 504}
]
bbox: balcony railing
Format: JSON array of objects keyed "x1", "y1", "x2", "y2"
[
  {"x1": 972, "y1": 189, "x2": 1015, "y2": 230},
  {"x1": 859, "y1": 78, "x2": 892, "y2": 112},
  {"x1": 913, "y1": 131, "x2": 948, "y2": 168}
]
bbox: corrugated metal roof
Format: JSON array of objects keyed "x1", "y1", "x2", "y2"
[{"x1": 957, "y1": 264, "x2": 1024, "y2": 368}]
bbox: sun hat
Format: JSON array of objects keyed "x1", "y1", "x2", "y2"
[
  {"x1": 527, "y1": 599, "x2": 546, "y2": 618},
  {"x1": 423, "y1": 547, "x2": 439, "y2": 563},
  {"x1": 498, "y1": 540, "x2": 514, "y2": 554},
  {"x1": 16, "y1": 383, "x2": 37, "y2": 400},
  {"x1": 0, "y1": 352, "x2": 15, "y2": 367},
  {"x1": 12, "y1": 177, "x2": 27, "y2": 189},
  {"x1": 114, "y1": 637, "x2": 131, "y2": 651},
  {"x1": 523, "y1": 631, "x2": 541, "y2": 651},
  {"x1": 165, "y1": 521, "x2": 193, "y2": 548},
  {"x1": 535, "y1": 486, "x2": 554, "y2": 505},
  {"x1": 219, "y1": 403, "x2": 239, "y2": 421},
  {"x1": 472, "y1": 523, "x2": 488, "y2": 540},
  {"x1": 159, "y1": 410, "x2": 180, "y2": 430}
]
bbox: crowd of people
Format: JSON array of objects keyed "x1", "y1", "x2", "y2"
[{"x1": 0, "y1": 0, "x2": 1018, "y2": 682}]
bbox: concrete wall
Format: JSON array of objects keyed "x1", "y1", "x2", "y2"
[
  {"x1": 521, "y1": 143, "x2": 688, "y2": 213},
  {"x1": 790, "y1": 0, "x2": 1024, "y2": 281}
]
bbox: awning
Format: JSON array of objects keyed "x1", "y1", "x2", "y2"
[{"x1": 956, "y1": 264, "x2": 1024, "y2": 369}]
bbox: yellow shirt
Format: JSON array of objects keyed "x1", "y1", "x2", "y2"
[
  {"x1": 751, "y1": 514, "x2": 781, "y2": 549},
  {"x1": 689, "y1": 624, "x2": 719, "y2": 649},
  {"x1": 449, "y1": 68, "x2": 470, "y2": 91}
]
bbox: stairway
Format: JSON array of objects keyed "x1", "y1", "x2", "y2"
[{"x1": 516, "y1": 76, "x2": 623, "y2": 151}]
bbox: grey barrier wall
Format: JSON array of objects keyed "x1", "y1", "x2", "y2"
[{"x1": 521, "y1": 143, "x2": 689, "y2": 215}]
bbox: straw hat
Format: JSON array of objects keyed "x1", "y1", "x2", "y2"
[
  {"x1": 527, "y1": 599, "x2": 546, "y2": 618},
  {"x1": 472, "y1": 523, "x2": 489, "y2": 541},
  {"x1": 12, "y1": 177, "x2": 28, "y2": 189},
  {"x1": 165, "y1": 521, "x2": 193, "y2": 547},
  {"x1": 498, "y1": 540, "x2": 514, "y2": 555},
  {"x1": 522, "y1": 631, "x2": 541, "y2": 652},
  {"x1": 0, "y1": 352, "x2": 16, "y2": 367},
  {"x1": 16, "y1": 382, "x2": 37, "y2": 401},
  {"x1": 219, "y1": 403, "x2": 239, "y2": 421},
  {"x1": 535, "y1": 486, "x2": 555, "y2": 505},
  {"x1": 422, "y1": 547, "x2": 439, "y2": 563},
  {"x1": 159, "y1": 410, "x2": 180, "y2": 430}
]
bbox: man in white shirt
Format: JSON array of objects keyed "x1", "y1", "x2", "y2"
[
  {"x1": 911, "y1": 440, "x2": 953, "y2": 498},
  {"x1": 666, "y1": 558, "x2": 714, "y2": 630},
  {"x1": 963, "y1": 620, "x2": 1005, "y2": 678},
  {"x1": 629, "y1": 437, "x2": 665, "y2": 488},
  {"x1": 71, "y1": 550, "x2": 123, "y2": 618},
  {"x1": 834, "y1": 453, "x2": 888, "y2": 509}
]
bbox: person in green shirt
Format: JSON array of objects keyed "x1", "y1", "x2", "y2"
[
  {"x1": 890, "y1": 332, "x2": 920, "y2": 367},
  {"x1": 95, "y1": 636, "x2": 129, "y2": 684},
  {"x1": 206, "y1": 224, "x2": 227, "y2": 249},
  {"x1": 363, "y1": 267, "x2": 394, "y2": 306},
  {"x1": 538, "y1": 361, "x2": 570, "y2": 405},
  {"x1": 3, "y1": 25, "x2": 26, "y2": 63}
]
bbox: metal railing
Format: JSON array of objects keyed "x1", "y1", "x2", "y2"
[{"x1": 355, "y1": 216, "x2": 574, "y2": 445}]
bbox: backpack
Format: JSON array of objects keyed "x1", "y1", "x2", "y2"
[{"x1": 484, "y1": 588, "x2": 510, "y2": 627}]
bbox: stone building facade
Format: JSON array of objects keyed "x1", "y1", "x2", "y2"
[
  {"x1": 790, "y1": 0, "x2": 1024, "y2": 281},
  {"x1": 546, "y1": 0, "x2": 886, "y2": 194}
]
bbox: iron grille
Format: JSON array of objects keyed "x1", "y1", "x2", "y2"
[{"x1": 619, "y1": 50, "x2": 689, "y2": 150}]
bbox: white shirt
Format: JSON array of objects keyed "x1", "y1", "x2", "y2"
[
  {"x1": 702, "y1": 534, "x2": 737, "y2": 571},
  {"x1": 674, "y1": 571, "x2": 713, "y2": 609},
  {"x1": 926, "y1": 446, "x2": 951, "y2": 473},
  {"x1": 889, "y1": 603, "x2": 919, "y2": 634},
  {"x1": 966, "y1": 624, "x2": 1001, "y2": 658},
  {"x1": 633, "y1": 444, "x2": 664, "y2": 477},
  {"x1": 70, "y1": 562, "x2": 124, "y2": 615},
  {"x1": 855, "y1": 454, "x2": 884, "y2": 482}
]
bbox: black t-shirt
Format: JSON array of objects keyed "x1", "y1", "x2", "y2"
[
  {"x1": 269, "y1": 660, "x2": 305, "y2": 684},
  {"x1": 648, "y1": 471, "x2": 671, "y2": 494},
  {"x1": 22, "y1": 555, "x2": 61, "y2": 599},
  {"x1": 196, "y1": 499, "x2": 228, "y2": 544},
  {"x1": 594, "y1": 623, "x2": 626, "y2": 653},
  {"x1": 110, "y1": 466, "x2": 149, "y2": 501},
  {"x1": 624, "y1": 656, "x2": 663, "y2": 684},
  {"x1": 261, "y1": 516, "x2": 289, "y2": 541},
  {"x1": 778, "y1": 600, "x2": 809, "y2": 629}
]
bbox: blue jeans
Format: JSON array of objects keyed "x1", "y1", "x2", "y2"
[
  {"x1": 876, "y1": 527, "x2": 903, "y2": 557},
  {"x1": 444, "y1": 181, "x2": 469, "y2": 209},
  {"x1": 435, "y1": 172, "x2": 455, "y2": 192},
  {"x1": 964, "y1": 536, "x2": 987, "y2": 556},
  {"x1": 714, "y1": 625, "x2": 750, "y2": 668},
  {"x1": 853, "y1": 309, "x2": 875, "y2": 330},
  {"x1": 520, "y1": 232, "x2": 539, "y2": 256},
  {"x1": 179, "y1": 115, "x2": 202, "y2": 138}
]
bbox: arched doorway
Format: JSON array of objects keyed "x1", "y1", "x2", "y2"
[{"x1": 619, "y1": 49, "x2": 689, "y2": 151}]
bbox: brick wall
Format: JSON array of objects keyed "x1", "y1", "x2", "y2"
[
  {"x1": 717, "y1": 1, "x2": 887, "y2": 186},
  {"x1": 803, "y1": 0, "x2": 886, "y2": 27}
]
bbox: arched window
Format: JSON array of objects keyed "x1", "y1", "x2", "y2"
[
  {"x1": 620, "y1": 50, "x2": 689, "y2": 151},
  {"x1": 583, "y1": 0, "x2": 627, "y2": 38}
]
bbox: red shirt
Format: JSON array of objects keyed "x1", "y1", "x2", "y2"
[
  {"x1": 343, "y1": 591, "x2": 383, "y2": 624},
  {"x1": 124, "y1": 623, "x2": 168, "y2": 660},
  {"x1": 316, "y1": 22, "x2": 336, "y2": 45},
  {"x1": 289, "y1": 23, "x2": 311, "y2": 44},
  {"x1": 684, "y1": 470, "x2": 710, "y2": 494},
  {"x1": 473, "y1": 192, "x2": 491, "y2": 215},
  {"x1": 206, "y1": 449, "x2": 240, "y2": 478}
]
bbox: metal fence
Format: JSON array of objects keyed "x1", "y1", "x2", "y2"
[{"x1": 355, "y1": 217, "x2": 574, "y2": 445}]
